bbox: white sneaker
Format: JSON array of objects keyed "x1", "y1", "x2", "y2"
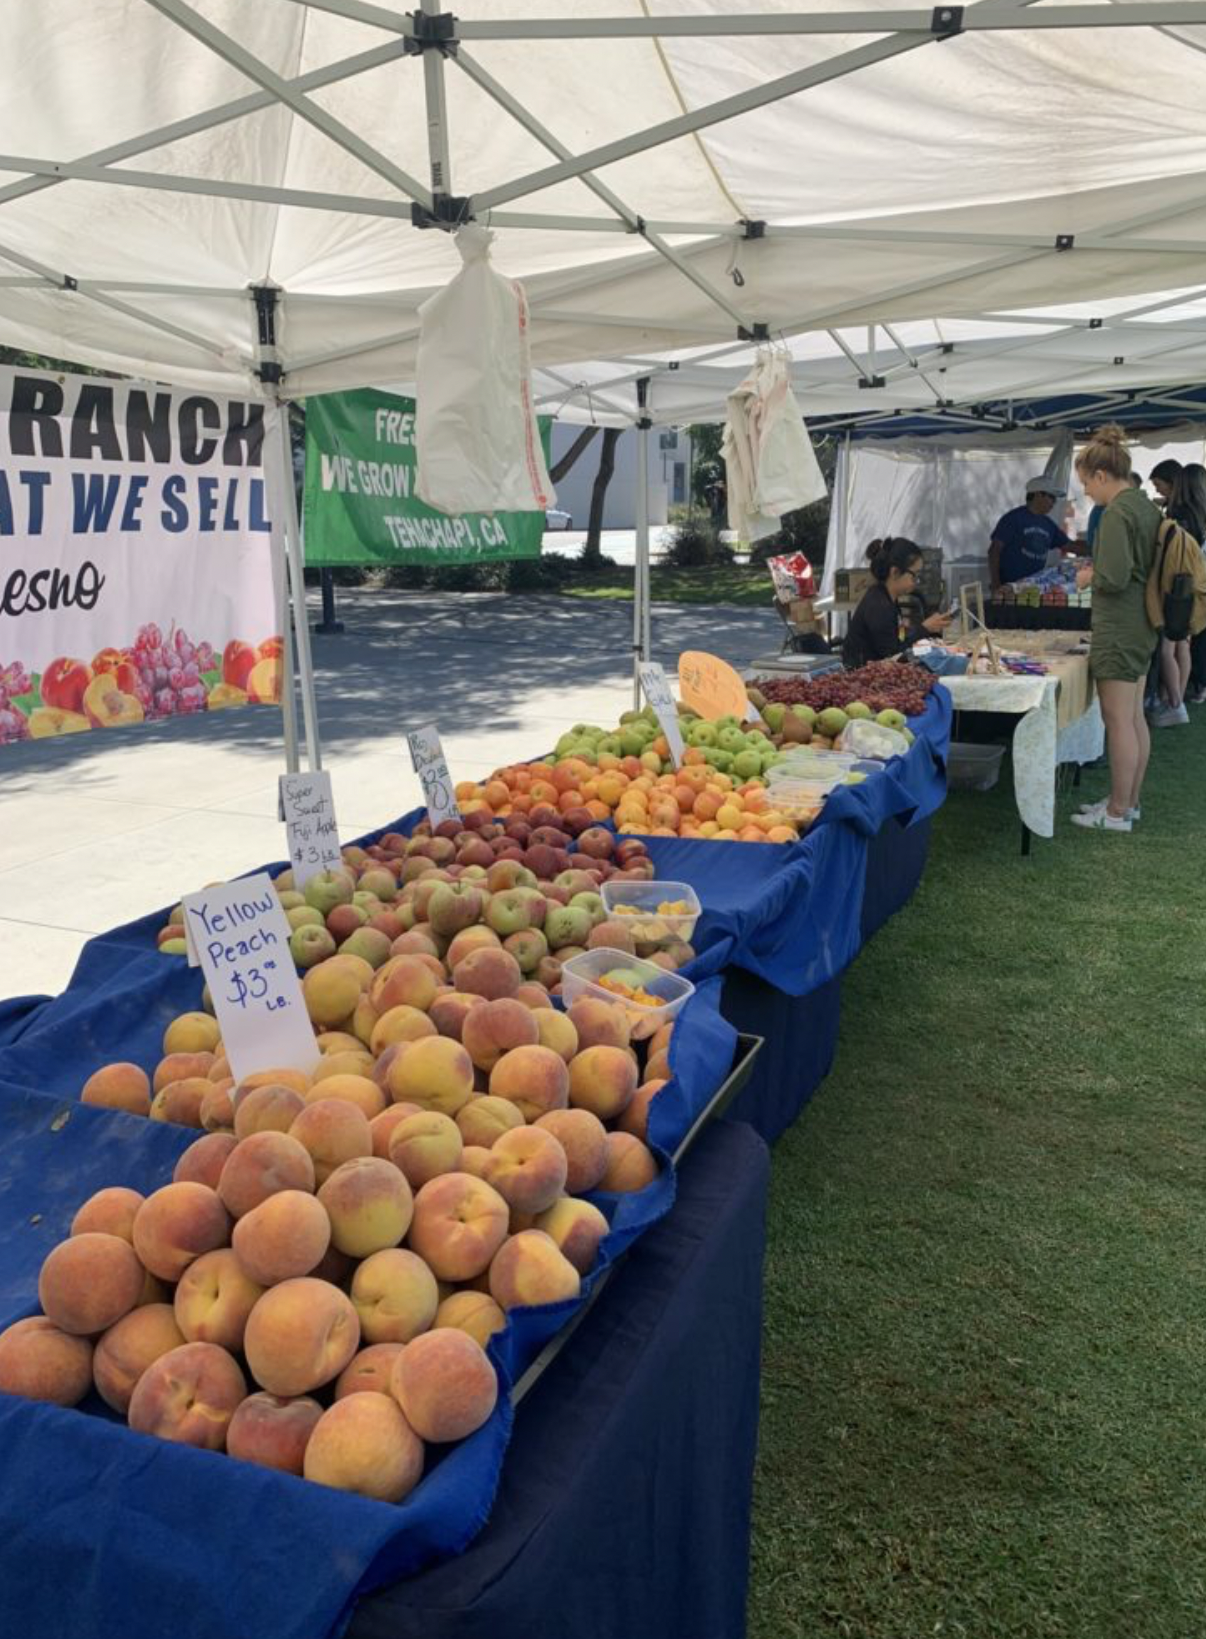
[
  {"x1": 1076, "y1": 798, "x2": 1140, "y2": 822},
  {"x1": 1071, "y1": 807, "x2": 1132, "y2": 832},
  {"x1": 1151, "y1": 704, "x2": 1189, "y2": 728}
]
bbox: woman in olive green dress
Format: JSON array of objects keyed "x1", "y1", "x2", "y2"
[{"x1": 1072, "y1": 424, "x2": 1160, "y2": 833}]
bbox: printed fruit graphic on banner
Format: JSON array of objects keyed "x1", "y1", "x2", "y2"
[
  {"x1": 222, "y1": 640, "x2": 258, "y2": 691},
  {"x1": 40, "y1": 657, "x2": 93, "y2": 714},
  {"x1": 83, "y1": 673, "x2": 145, "y2": 728},
  {"x1": 0, "y1": 661, "x2": 33, "y2": 745}
]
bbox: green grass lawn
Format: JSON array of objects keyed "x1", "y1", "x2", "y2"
[
  {"x1": 748, "y1": 711, "x2": 1206, "y2": 1638},
  {"x1": 557, "y1": 562, "x2": 774, "y2": 606}
]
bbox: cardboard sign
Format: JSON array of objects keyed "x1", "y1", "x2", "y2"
[
  {"x1": 407, "y1": 725, "x2": 460, "y2": 828},
  {"x1": 181, "y1": 873, "x2": 319, "y2": 1082},
  {"x1": 278, "y1": 772, "x2": 342, "y2": 888},
  {"x1": 678, "y1": 650, "x2": 751, "y2": 722},
  {"x1": 638, "y1": 662, "x2": 685, "y2": 768}
]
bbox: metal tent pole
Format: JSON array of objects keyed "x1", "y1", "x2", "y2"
[
  {"x1": 273, "y1": 438, "x2": 301, "y2": 776},
  {"x1": 633, "y1": 378, "x2": 652, "y2": 706},
  {"x1": 270, "y1": 408, "x2": 324, "y2": 771}
]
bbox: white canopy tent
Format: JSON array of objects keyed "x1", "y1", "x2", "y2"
[{"x1": 9, "y1": 1, "x2": 1206, "y2": 735}]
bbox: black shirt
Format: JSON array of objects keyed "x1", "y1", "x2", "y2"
[{"x1": 842, "y1": 581, "x2": 922, "y2": 670}]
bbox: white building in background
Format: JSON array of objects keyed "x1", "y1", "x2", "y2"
[{"x1": 549, "y1": 425, "x2": 693, "y2": 530}]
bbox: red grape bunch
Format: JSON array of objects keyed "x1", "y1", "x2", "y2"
[
  {"x1": 0, "y1": 660, "x2": 32, "y2": 744},
  {"x1": 752, "y1": 662, "x2": 937, "y2": 717},
  {"x1": 131, "y1": 624, "x2": 216, "y2": 718}
]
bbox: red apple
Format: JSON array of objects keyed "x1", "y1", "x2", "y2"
[
  {"x1": 222, "y1": 640, "x2": 257, "y2": 690},
  {"x1": 40, "y1": 657, "x2": 92, "y2": 712}
]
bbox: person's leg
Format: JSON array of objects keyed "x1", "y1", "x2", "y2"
[
  {"x1": 1177, "y1": 638, "x2": 1191, "y2": 698},
  {"x1": 1097, "y1": 679, "x2": 1139, "y2": 818},
  {"x1": 1159, "y1": 636, "x2": 1183, "y2": 709},
  {"x1": 1190, "y1": 630, "x2": 1206, "y2": 701},
  {"x1": 1131, "y1": 679, "x2": 1151, "y2": 811}
]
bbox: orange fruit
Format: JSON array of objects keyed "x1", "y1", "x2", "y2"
[
  {"x1": 484, "y1": 779, "x2": 509, "y2": 810},
  {"x1": 692, "y1": 791, "x2": 723, "y2": 822},
  {"x1": 454, "y1": 781, "x2": 481, "y2": 803},
  {"x1": 682, "y1": 747, "x2": 707, "y2": 766},
  {"x1": 767, "y1": 825, "x2": 797, "y2": 844},
  {"x1": 620, "y1": 756, "x2": 643, "y2": 779},
  {"x1": 672, "y1": 784, "x2": 696, "y2": 814},
  {"x1": 585, "y1": 799, "x2": 611, "y2": 821},
  {"x1": 557, "y1": 789, "x2": 584, "y2": 814}
]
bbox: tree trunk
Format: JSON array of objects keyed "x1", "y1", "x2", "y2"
[
  {"x1": 583, "y1": 427, "x2": 621, "y2": 564},
  {"x1": 548, "y1": 424, "x2": 599, "y2": 484}
]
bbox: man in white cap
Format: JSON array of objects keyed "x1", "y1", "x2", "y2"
[{"x1": 988, "y1": 477, "x2": 1079, "y2": 592}]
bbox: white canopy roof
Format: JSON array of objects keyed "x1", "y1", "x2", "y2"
[{"x1": 6, "y1": 1, "x2": 1206, "y2": 407}]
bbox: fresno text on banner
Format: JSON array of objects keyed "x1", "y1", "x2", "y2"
[
  {"x1": 302, "y1": 387, "x2": 550, "y2": 567},
  {"x1": 0, "y1": 366, "x2": 283, "y2": 746}
]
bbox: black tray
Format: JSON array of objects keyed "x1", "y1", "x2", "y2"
[{"x1": 510, "y1": 1032, "x2": 764, "y2": 1404}]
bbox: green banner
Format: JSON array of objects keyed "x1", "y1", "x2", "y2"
[{"x1": 302, "y1": 388, "x2": 549, "y2": 567}]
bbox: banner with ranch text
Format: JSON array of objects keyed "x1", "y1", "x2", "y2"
[
  {"x1": 302, "y1": 387, "x2": 549, "y2": 566},
  {"x1": 0, "y1": 365, "x2": 283, "y2": 747}
]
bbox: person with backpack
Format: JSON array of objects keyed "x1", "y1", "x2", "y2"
[
  {"x1": 1159, "y1": 463, "x2": 1206, "y2": 717},
  {"x1": 1072, "y1": 425, "x2": 1162, "y2": 833}
]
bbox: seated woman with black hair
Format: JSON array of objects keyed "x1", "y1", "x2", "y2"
[{"x1": 841, "y1": 538, "x2": 951, "y2": 670}]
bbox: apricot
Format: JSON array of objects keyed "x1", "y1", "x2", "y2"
[
  {"x1": 92, "y1": 1304, "x2": 186, "y2": 1413},
  {"x1": 488, "y1": 1044, "x2": 570, "y2": 1122},
  {"x1": 163, "y1": 1012, "x2": 221, "y2": 1056},
  {"x1": 384, "y1": 1036, "x2": 475, "y2": 1117},
  {"x1": 483, "y1": 1126, "x2": 568, "y2": 1216},
  {"x1": 617, "y1": 1078, "x2": 668, "y2": 1142},
  {"x1": 217, "y1": 1131, "x2": 315, "y2": 1218},
  {"x1": 388, "y1": 1111, "x2": 463, "y2": 1188},
  {"x1": 531, "y1": 1008, "x2": 579, "y2": 1063},
  {"x1": 535, "y1": 1197, "x2": 609, "y2": 1275},
  {"x1": 0, "y1": 1316, "x2": 93, "y2": 1406},
  {"x1": 369, "y1": 1103, "x2": 423, "y2": 1159},
  {"x1": 226, "y1": 1392, "x2": 323, "y2": 1475},
  {"x1": 451, "y1": 947, "x2": 522, "y2": 1002},
  {"x1": 318, "y1": 1156, "x2": 414, "y2": 1258},
  {"x1": 173, "y1": 1249, "x2": 264, "y2": 1351},
  {"x1": 462, "y1": 998, "x2": 539, "y2": 1073},
  {"x1": 80, "y1": 1062, "x2": 151, "y2": 1117},
  {"x1": 71, "y1": 1185, "x2": 144, "y2": 1243},
  {"x1": 534, "y1": 1108, "x2": 609, "y2": 1193},
  {"x1": 391, "y1": 1328, "x2": 498, "y2": 1443},
  {"x1": 335, "y1": 1342, "x2": 405, "y2": 1399},
  {"x1": 289, "y1": 1098, "x2": 373, "y2": 1186},
  {"x1": 567, "y1": 996, "x2": 631, "y2": 1052},
  {"x1": 153, "y1": 1051, "x2": 214, "y2": 1093},
  {"x1": 128, "y1": 1341, "x2": 246, "y2": 1450},
  {"x1": 488, "y1": 1229, "x2": 581, "y2": 1311},
  {"x1": 234, "y1": 1083, "x2": 306, "y2": 1138},
  {"x1": 243, "y1": 1278, "x2": 360, "y2": 1396},
  {"x1": 455, "y1": 1095, "x2": 524, "y2": 1149},
  {"x1": 304, "y1": 1392, "x2": 424, "y2": 1502},
  {"x1": 370, "y1": 955, "x2": 439, "y2": 1016},
  {"x1": 350, "y1": 1248, "x2": 439, "y2": 1345},
  {"x1": 39, "y1": 1232, "x2": 146, "y2": 1335},
  {"x1": 370, "y1": 1005, "x2": 437, "y2": 1057},
  {"x1": 173, "y1": 1132, "x2": 238, "y2": 1190},
  {"x1": 149, "y1": 1076, "x2": 211, "y2": 1127},
  {"x1": 407, "y1": 1173, "x2": 509, "y2": 1281},
  {"x1": 600, "y1": 1131, "x2": 659, "y2": 1193},
  {"x1": 232, "y1": 1190, "x2": 331, "y2": 1285},
  {"x1": 568, "y1": 1045, "x2": 638, "y2": 1121},
  {"x1": 433, "y1": 1291, "x2": 506, "y2": 1350}
]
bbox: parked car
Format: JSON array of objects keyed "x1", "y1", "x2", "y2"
[{"x1": 545, "y1": 507, "x2": 574, "y2": 530}]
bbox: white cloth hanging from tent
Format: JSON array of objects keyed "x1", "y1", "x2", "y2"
[
  {"x1": 722, "y1": 353, "x2": 827, "y2": 543},
  {"x1": 415, "y1": 225, "x2": 555, "y2": 517}
]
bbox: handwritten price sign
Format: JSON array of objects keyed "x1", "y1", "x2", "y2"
[
  {"x1": 407, "y1": 725, "x2": 460, "y2": 829},
  {"x1": 677, "y1": 650, "x2": 751, "y2": 722},
  {"x1": 278, "y1": 772, "x2": 342, "y2": 889},
  {"x1": 181, "y1": 873, "x2": 319, "y2": 1083},
  {"x1": 637, "y1": 662, "x2": 685, "y2": 768}
]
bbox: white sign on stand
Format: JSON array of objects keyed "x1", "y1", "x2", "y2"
[
  {"x1": 278, "y1": 772, "x2": 342, "y2": 888},
  {"x1": 638, "y1": 663, "x2": 685, "y2": 768},
  {"x1": 181, "y1": 872, "x2": 320, "y2": 1082},
  {"x1": 407, "y1": 725, "x2": 460, "y2": 828}
]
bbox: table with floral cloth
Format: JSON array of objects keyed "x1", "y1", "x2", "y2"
[{"x1": 942, "y1": 634, "x2": 1103, "y2": 838}]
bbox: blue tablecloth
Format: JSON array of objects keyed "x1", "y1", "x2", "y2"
[
  {"x1": 0, "y1": 979, "x2": 739, "y2": 1639},
  {"x1": 348, "y1": 1118, "x2": 770, "y2": 1639}
]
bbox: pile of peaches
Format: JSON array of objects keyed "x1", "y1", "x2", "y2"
[
  {"x1": 457, "y1": 756, "x2": 800, "y2": 845},
  {"x1": 0, "y1": 931, "x2": 675, "y2": 1503}
]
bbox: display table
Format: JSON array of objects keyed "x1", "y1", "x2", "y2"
[
  {"x1": 349, "y1": 1119, "x2": 769, "y2": 1639},
  {"x1": 942, "y1": 633, "x2": 1104, "y2": 840}
]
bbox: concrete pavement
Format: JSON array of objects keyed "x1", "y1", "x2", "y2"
[{"x1": 0, "y1": 588, "x2": 781, "y2": 1001}]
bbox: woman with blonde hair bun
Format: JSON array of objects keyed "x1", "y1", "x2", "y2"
[{"x1": 1072, "y1": 424, "x2": 1161, "y2": 833}]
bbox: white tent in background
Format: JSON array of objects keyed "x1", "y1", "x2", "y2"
[{"x1": 9, "y1": 1, "x2": 1206, "y2": 726}]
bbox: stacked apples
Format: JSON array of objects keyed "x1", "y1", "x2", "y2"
[{"x1": 3, "y1": 950, "x2": 675, "y2": 1501}]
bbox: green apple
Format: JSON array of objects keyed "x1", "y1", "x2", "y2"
[{"x1": 303, "y1": 868, "x2": 355, "y2": 915}]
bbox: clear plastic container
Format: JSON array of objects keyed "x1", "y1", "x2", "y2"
[
  {"x1": 837, "y1": 719, "x2": 910, "y2": 761},
  {"x1": 558, "y1": 948, "x2": 695, "y2": 1039},
  {"x1": 947, "y1": 742, "x2": 1005, "y2": 792},
  {"x1": 600, "y1": 880, "x2": 701, "y2": 945}
]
